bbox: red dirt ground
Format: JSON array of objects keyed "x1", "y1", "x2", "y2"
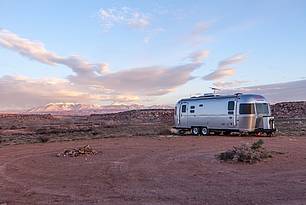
[{"x1": 1, "y1": 136, "x2": 306, "y2": 205}]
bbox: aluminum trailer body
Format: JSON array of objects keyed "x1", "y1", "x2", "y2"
[{"x1": 174, "y1": 93, "x2": 276, "y2": 135}]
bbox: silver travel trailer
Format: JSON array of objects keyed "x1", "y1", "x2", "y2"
[{"x1": 174, "y1": 93, "x2": 276, "y2": 136}]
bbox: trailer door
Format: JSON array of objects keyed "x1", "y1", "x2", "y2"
[
  {"x1": 227, "y1": 101, "x2": 236, "y2": 127},
  {"x1": 234, "y1": 99, "x2": 239, "y2": 127},
  {"x1": 179, "y1": 102, "x2": 188, "y2": 128}
]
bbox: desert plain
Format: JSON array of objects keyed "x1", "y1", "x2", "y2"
[{"x1": 0, "y1": 102, "x2": 306, "y2": 205}]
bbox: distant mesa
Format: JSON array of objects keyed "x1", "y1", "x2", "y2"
[{"x1": 24, "y1": 103, "x2": 173, "y2": 116}]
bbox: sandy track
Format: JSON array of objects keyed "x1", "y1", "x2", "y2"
[{"x1": 1, "y1": 136, "x2": 306, "y2": 205}]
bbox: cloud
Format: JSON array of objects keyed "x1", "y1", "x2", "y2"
[
  {"x1": 0, "y1": 75, "x2": 94, "y2": 109},
  {"x1": 0, "y1": 29, "x2": 200, "y2": 96},
  {"x1": 0, "y1": 75, "x2": 139, "y2": 110},
  {"x1": 204, "y1": 68, "x2": 236, "y2": 81},
  {"x1": 203, "y1": 53, "x2": 246, "y2": 81},
  {"x1": 0, "y1": 63, "x2": 200, "y2": 109},
  {"x1": 128, "y1": 15, "x2": 150, "y2": 28},
  {"x1": 99, "y1": 63, "x2": 201, "y2": 96},
  {"x1": 192, "y1": 21, "x2": 210, "y2": 36},
  {"x1": 220, "y1": 80, "x2": 306, "y2": 103},
  {"x1": 0, "y1": 29, "x2": 57, "y2": 65},
  {"x1": 0, "y1": 62, "x2": 200, "y2": 109},
  {"x1": 188, "y1": 50, "x2": 209, "y2": 63},
  {"x1": 1, "y1": 76, "x2": 304, "y2": 109},
  {"x1": 99, "y1": 7, "x2": 150, "y2": 31},
  {"x1": 0, "y1": 29, "x2": 108, "y2": 76},
  {"x1": 213, "y1": 80, "x2": 250, "y2": 88},
  {"x1": 219, "y1": 53, "x2": 246, "y2": 67},
  {"x1": 185, "y1": 21, "x2": 213, "y2": 46},
  {"x1": 0, "y1": 29, "x2": 201, "y2": 109}
]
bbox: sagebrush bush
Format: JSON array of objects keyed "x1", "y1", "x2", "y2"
[
  {"x1": 217, "y1": 140, "x2": 272, "y2": 164},
  {"x1": 38, "y1": 135, "x2": 50, "y2": 143}
]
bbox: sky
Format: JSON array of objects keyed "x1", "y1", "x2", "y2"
[{"x1": 0, "y1": 0, "x2": 306, "y2": 110}]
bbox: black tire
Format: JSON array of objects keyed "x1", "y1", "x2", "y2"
[
  {"x1": 191, "y1": 127, "x2": 200, "y2": 136},
  {"x1": 201, "y1": 127, "x2": 209, "y2": 136}
]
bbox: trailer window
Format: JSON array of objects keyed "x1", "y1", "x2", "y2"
[
  {"x1": 256, "y1": 103, "x2": 269, "y2": 115},
  {"x1": 228, "y1": 101, "x2": 234, "y2": 110},
  {"x1": 199, "y1": 104, "x2": 203, "y2": 107},
  {"x1": 190, "y1": 105, "x2": 195, "y2": 113},
  {"x1": 239, "y1": 103, "x2": 255, "y2": 114},
  {"x1": 228, "y1": 101, "x2": 234, "y2": 114},
  {"x1": 181, "y1": 105, "x2": 186, "y2": 113}
]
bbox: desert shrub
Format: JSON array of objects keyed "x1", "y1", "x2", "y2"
[
  {"x1": 38, "y1": 135, "x2": 50, "y2": 143},
  {"x1": 91, "y1": 131, "x2": 99, "y2": 135},
  {"x1": 36, "y1": 128, "x2": 49, "y2": 134},
  {"x1": 158, "y1": 128, "x2": 172, "y2": 135},
  {"x1": 10, "y1": 125, "x2": 17, "y2": 130},
  {"x1": 217, "y1": 140, "x2": 272, "y2": 164},
  {"x1": 57, "y1": 145, "x2": 97, "y2": 157},
  {"x1": 133, "y1": 131, "x2": 155, "y2": 136},
  {"x1": 103, "y1": 120, "x2": 120, "y2": 128},
  {"x1": 251, "y1": 139, "x2": 264, "y2": 149}
]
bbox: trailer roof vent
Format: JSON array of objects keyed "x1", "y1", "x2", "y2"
[{"x1": 234, "y1": 92, "x2": 243, "y2": 96}]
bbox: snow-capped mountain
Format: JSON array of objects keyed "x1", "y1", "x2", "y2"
[
  {"x1": 25, "y1": 103, "x2": 173, "y2": 115},
  {"x1": 26, "y1": 103, "x2": 100, "y2": 113}
]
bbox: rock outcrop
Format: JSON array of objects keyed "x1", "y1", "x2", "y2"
[
  {"x1": 90, "y1": 109, "x2": 174, "y2": 124},
  {"x1": 271, "y1": 102, "x2": 306, "y2": 118}
]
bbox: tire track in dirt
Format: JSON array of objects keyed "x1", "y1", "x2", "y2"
[
  {"x1": 0, "y1": 151, "x2": 83, "y2": 202},
  {"x1": 1, "y1": 136, "x2": 306, "y2": 205}
]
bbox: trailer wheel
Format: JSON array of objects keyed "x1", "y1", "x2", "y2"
[
  {"x1": 191, "y1": 127, "x2": 200, "y2": 135},
  {"x1": 201, "y1": 127, "x2": 209, "y2": 136}
]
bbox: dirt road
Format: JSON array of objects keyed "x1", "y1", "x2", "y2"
[{"x1": 1, "y1": 136, "x2": 306, "y2": 205}]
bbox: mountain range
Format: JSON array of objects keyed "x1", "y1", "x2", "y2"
[{"x1": 24, "y1": 103, "x2": 173, "y2": 115}]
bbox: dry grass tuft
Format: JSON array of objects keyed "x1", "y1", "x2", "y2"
[{"x1": 57, "y1": 145, "x2": 97, "y2": 157}]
